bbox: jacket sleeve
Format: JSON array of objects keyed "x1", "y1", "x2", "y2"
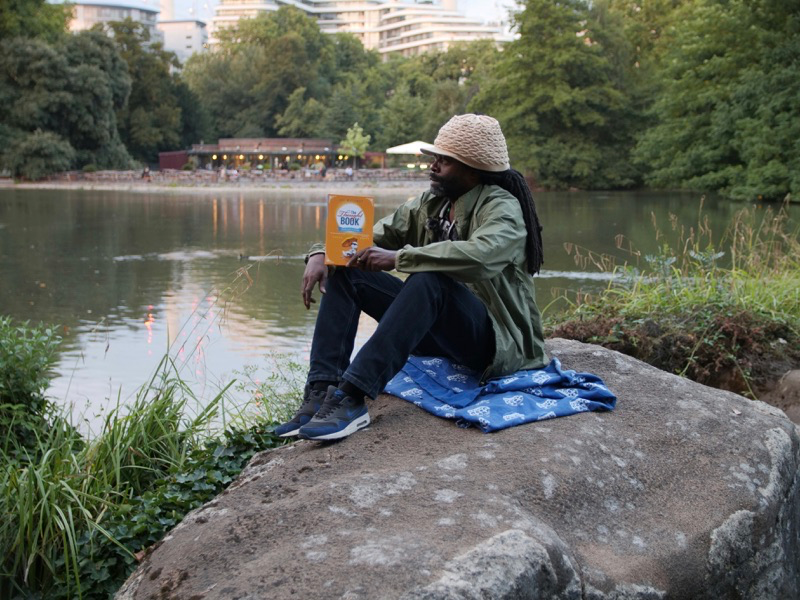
[
  {"x1": 395, "y1": 195, "x2": 526, "y2": 283},
  {"x1": 372, "y1": 194, "x2": 423, "y2": 250}
]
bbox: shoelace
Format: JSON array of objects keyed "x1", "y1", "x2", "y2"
[
  {"x1": 300, "y1": 386, "x2": 325, "y2": 408},
  {"x1": 315, "y1": 391, "x2": 345, "y2": 419}
]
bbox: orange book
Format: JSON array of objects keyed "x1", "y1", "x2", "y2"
[{"x1": 325, "y1": 194, "x2": 374, "y2": 266}]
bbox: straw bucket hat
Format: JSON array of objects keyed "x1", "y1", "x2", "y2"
[{"x1": 420, "y1": 114, "x2": 510, "y2": 172}]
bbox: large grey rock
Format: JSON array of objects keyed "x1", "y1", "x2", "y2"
[{"x1": 116, "y1": 339, "x2": 800, "y2": 599}]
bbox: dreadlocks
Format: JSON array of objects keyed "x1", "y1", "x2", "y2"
[{"x1": 476, "y1": 169, "x2": 544, "y2": 275}]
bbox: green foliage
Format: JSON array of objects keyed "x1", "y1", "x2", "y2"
[
  {"x1": 322, "y1": 78, "x2": 373, "y2": 141},
  {"x1": 104, "y1": 19, "x2": 207, "y2": 163},
  {"x1": 0, "y1": 317, "x2": 61, "y2": 457},
  {"x1": 0, "y1": 31, "x2": 133, "y2": 174},
  {"x1": 232, "y1": 353, "x2": 306, "y2": 426},
  {"x1": 50, "y1": 425, "x2": 286, "y2": 600},
  {"x1": 275, "y1": 87, "x2": 325, "y2": 137},
  {"x1": 633, "y1": 0, "x2": 800, "y2": 200},
  {"x1": 339, "y1": 123, "x2": 371, "y2": 167},
  {"x1": 0, "y1": 340, "x2": 292, "y2": 599},
  {"x1": 0, "y1": 0, "x2": 70, "y2": 42},
  {"x1": 473, "y1": 0, "x2": 641, "y2": 189},
  {"x1": 5, "y1": 130, "x2": 75, "y2": 180},
  {"x1": 185, "y1": 6, "x2": 343, "y2": 139},
  {"x1": 549, "y1": 202, "x2": 800, "y2": 395},
  {"x1": 375, "y1": 83, "x2": 426, "y2": 150}
]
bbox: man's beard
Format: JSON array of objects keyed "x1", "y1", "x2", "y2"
[{"x1": 429, "y1": 175, "x2": 459, "y2": 198}]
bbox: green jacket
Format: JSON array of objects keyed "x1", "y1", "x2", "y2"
[{"x1": 310, "y1": 184, "x2": 548, "y2": 381}]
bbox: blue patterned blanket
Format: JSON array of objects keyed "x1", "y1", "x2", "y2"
[{"x1": 384, "y1": 356, "x2": 616, "y2": 433}]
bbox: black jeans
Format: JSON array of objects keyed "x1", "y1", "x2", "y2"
[{"x1": 307, "y1": 268, "x2": 495, "y2": 399}]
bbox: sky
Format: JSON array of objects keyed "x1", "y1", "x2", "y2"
[{"x1": 165, "y1": 0, "x2": 517, "y2": 26}]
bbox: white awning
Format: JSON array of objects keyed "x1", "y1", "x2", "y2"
[{"x1": 385, "y1": 141, "x2": 429, "y2": 155}]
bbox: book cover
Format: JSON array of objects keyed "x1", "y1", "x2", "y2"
[{"x1": 325, "y1": 194, "x2": 374, "y2": 266}]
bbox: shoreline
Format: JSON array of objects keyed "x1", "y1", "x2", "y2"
[{"x1": 4, "y1": 179, "x2": 430, "y2": 195}]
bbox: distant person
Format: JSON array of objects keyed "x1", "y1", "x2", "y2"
[
  {"x1": 345, "y1": 166, "x2": 353, "y2": 180},
  {"x1": 274, "y1": 114, "x2": 547, "y2": 441},
  {"x1": 321, "y1": 163, "x2": 328, "y2": 179},
  {"x1": 141, "y1": 166, "x2": 151, "y2": 181}
]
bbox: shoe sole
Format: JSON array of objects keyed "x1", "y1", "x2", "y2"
[
  {"x1": 302, "y1": 414, "x2": 371, "y2": 441},
  {"x1": 277, "y1": 427, "x2": 301, "y2": 438}
]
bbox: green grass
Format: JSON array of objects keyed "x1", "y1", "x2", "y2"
[
  {"x1": 0, "y1": 328, "x2": 300, "y2": 599},
  {"x1": 547, "y1": 200, "x2": 800, "y2": 396}
]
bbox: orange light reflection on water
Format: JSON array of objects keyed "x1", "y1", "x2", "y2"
[{"x1": 144, "y1": 304, "x2": 155, "y2": 354}]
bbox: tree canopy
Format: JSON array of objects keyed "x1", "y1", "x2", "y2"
[
  {"x1": 633, "y1": 0, "x2": 800, "y2": 200},
  {"x1": 0, "y1": 0, "x2": 796, "y2": 198},
  {"x1": 103, "y1": 19, "x2": 208, "y2": 163},
  {"x1": 0, "y1": 0, "x2": 70, "y2": 42},
  {"x1": 0, "y1": 31, "x2": 133, "y2": 177}
]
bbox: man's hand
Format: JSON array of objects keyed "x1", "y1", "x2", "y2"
[
  {"x1": 347, "y1": 247, "x2": 397, "y2": 272},
  {"x1": 302, "y1": 253, "x2": 328, "y2": 309}
]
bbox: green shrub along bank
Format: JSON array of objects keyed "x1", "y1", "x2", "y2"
[
  {"x1": 0, "y1": 323, "x2": 293, "y2": 599},
  {"x1": 0, "y1": 317, "x2": 63, "y2": 460},
  {"x1": 45, "y1": 425, "x2": 286, "y2": 599},
  {"x1": 547, "y1": 203, "x2": 800, "y2": 398}
]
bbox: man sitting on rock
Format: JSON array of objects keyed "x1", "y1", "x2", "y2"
[{"x1": 274, "y1": 114, "x2": 548, "y2": 441}]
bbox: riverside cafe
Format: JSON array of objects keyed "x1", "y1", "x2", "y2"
[
  {"x1": 189, "y1": 138, "x2": 354, "y2": 172},
  {"x1": 187, "y1": 138, "x2": 428, "y2": 172}
]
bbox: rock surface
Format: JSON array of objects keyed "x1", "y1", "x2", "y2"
[{"x1": 116, "y1": 339, "x2": 800, "y2": 599}]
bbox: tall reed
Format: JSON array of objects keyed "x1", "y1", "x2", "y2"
[
  {"x1": 0, "y1": 356, "x2": 231, "y2": 597},
  {"x1": 549, "y1": 200, "x2": 799, "y2": 396},
  {"x1": 559, "y1": 201, "x2": 799, "y2": 327},
  {"x1": 0, "y1": 263, "x2": 275, "y2": 598}
]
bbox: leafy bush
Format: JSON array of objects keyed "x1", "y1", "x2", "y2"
[
  {"x1": 49, "y1": 425, "x2": 286, "y2": 599},
  {"x1": 0, "y1": 317, "x2": 61, "y2": 456},
  {"x1": 82, "y1": 163, "x2": 98, "y2": 173},
  {"x1": 5, "y1": 130, "x2": 75, "y2": 180},
  {"x1": 0, "y1": 342, "x2": 293, "y2": 599}
]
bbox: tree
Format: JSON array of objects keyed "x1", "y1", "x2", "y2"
[
  {"x1": 104, "y1": 19, "x2": 206, "y2": 163},
  {"x1": 5, "y1": 130, "x2": 75, "y2": 180},
  {"x1": 321, "y1": 77, "x2": 379, "y2": 141},
  {"x1": 187, "y1": 7, "x2": 337, "y2": 139},
  {"x1": 339, "y1": 123, "x2": 371, "y2": 168},
  {"x1": 0, "y1": 31, "x2": 133, "y2": 174},
  {"x1": 633, "y1": 0, "x2": 800, "y2": 200},
  {"x1": 0, "y1": 0, "x2": 70, "y2": 42},
  {"x1": 472, "y1": 0, "x2": 640, "y2": 189},
  {"x1": 375, "y1": 83, "x2": 426, "y2": 150},
  {"x1": 174, "y1": 79, "x2": 212, "y2": 150},
  {"x1": 330, "y1": 33, "x2": 380, "y2": 86},
  {"x1": 184, "y1": 45, "x2": 268, "y2": 138},
  {"x1": 275, "y1": 87, "x2": 324, "y2": 138}
]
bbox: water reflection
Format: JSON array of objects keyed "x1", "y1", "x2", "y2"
[{"x1": 0, "y1": 188, "x2": 764, "y2": 431}]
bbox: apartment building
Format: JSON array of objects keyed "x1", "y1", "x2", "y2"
[
  {"x1": 158, "y1": 19, "x2": 209, "y2": 63},
  {"x1": 210, "y1": 0, "x2": 512, "y2": 57},
  {"x1": 50, "y1": 0, "x2": 163, "y2": 41}
]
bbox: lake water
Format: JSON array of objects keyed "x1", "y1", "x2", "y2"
[{"x1": 0, "y1": 186, "x2": 754, "y2": 430}]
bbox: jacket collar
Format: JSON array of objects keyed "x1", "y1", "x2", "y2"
[{"x1": 452, "y1": 184, "x2": 485, "y2": 234}]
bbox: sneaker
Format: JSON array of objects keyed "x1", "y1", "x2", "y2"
[
  {"x1": 273, "y1": 384, "x2": 328, "y2": 437},
  {"x1": 298, "y1": 386, "x2": 370, "y2": 441}
]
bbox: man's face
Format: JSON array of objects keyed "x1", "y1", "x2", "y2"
[{"x1": 429, "y1": 154, "x2": 472, "y2": 199}]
